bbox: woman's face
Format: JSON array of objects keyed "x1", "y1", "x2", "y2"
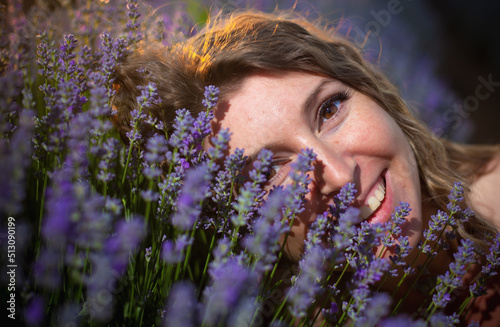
[{"x1": 212, "y1": 71, "x2": 424, "y2": 261}]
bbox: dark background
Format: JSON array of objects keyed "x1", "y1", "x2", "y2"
[{"x1": 425, "y1": 0, "x2": 500, "y2": 144}]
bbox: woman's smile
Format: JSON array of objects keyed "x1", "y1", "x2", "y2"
[{"x1": 358, "y1": 170, "x2": 390, "y2": 224}]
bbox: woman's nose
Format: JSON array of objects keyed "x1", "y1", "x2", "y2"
[{"x1": 310, "y1": 144, "x2": 357, "y2": 196}]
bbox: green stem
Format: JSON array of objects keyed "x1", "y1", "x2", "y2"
[
  {"x1": 121, "y1": 140, "x2": 135, "y2": 185},
  {"x1": 271, "y1": 293, "x2": 290, "y2": 324},
  {"x1": 199, "y1": 231, "x2": 217, "y2": 290}
]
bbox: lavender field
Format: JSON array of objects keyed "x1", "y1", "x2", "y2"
[{"x1": 1, "y1": 1, "x2": 498, "y2": 326}]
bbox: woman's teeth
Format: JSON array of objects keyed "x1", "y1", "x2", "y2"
[{"x1": 360, "y1": 179, "x2": 386, "y2": 220}]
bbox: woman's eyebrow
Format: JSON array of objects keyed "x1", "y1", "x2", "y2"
[{"x1": 302, "y1": 79, "x2": 336, "y2": 114}]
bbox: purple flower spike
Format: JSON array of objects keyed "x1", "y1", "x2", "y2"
[
  {"x1": 171, "y1": 164, "x2": 211, "y2": 231},
  {"x1": 329, "y1": 182, "x2": 358, "y2": 218},
  {"x1": 169, "y1": 108, "x2": 195, "y2": 149},
  {"x1": 164, "y1": 282, "x2": 198, "y2": 327},
  {"x1": 126, "y1": 0, "x2": 144, "y2": 46},
  {"x1": 161, "y1": 235, "x2": 193, "y2": 264},
  {"x1": 143, "y1": 134, "x2": 168, "y2": 179},
  {"x1": 105, "y1": 218, "x2": 145, "y2": 274},
  {"x1": 24, "y1": 296, "x2": 45, "y2": 326},
  {"x1": 242, "y1": 188, "x2": 288, "y2": 273},
  {"x1": 202, "y1": 85, "x2": 220, "y2": 109},
  {"x1": 353, "y1": 292, "x2": 391, "y2": 326},
  {"x1": 332, "y1": 207, "x2": 361, "y2": 250},
  {"x1": 288, "y1": 245, "x2": 328, "y2": 318},
  {"x1": 0, "y1": 108, "x2": 34, "y2": 215},
  {"x1": 207, "y1": 128, "x2": 231, "y2": 169},
  {"x1": 137, "y1": 82, "x2": 162, "y2": 109},
  {"x1": 383, "y1": 202, "x2": 411, "y2": 247},
  {"x1": 432, "y1": 239, "x2": 476, "y2": 310},
  {"x1": 202, "y1": 257, "x2": 258, "y2": 326},
  {"x1": 283, "y1": 148, "x2": 316, "y2": 219}
]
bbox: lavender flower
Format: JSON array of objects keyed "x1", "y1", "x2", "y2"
[
  {"x1": 169, "y1": 108, "x2": 195, "y2": 150},
  {"x1": 36, "y1": 33, "x2": 56, "y2": 79},
  {"x1": 161, "y1": 235, "x2": 193, "y2": 264},
  {"x1": 145, "y1": 246, "x2": 152, "y2": 262},
  {"x1": 202, "y1": 85, "x2": 220, "y2": 109},
  {"x1": 126, "y1": 0, "x2": 143, "y2": 46},
  {"x1": 171, "y1": 164, "x2": 211, "y2": 231},
  {"x1": 206, "y1": 128, "x2": 230, "y2": 170},
  {"x1": 87, "y1": 74, "x2": 114, "y2": 143},
  {"x1": 382, "y1": 202, "x2": 411, "y2": 248},
  {"x1": 329, "y1": 182, "x2": 357, "y2": 218},
  {"x1": 66, "y1": 112, "x2": 92, "y2": 180},
  {"x1": 143, "y1": 134, "x2": 168, "y2": 179},
  {"x1": 482, "y1": 233, "x2": 500, "y2": 277},
  {"x1": 390, "y1": 235, "x2": 412, "y2": 268},
  {"x1": 242, "y1": 188, "x2": 288, "y2": 273},
  {"x1": 58, "y1": 34, "x2": 83, "y2": 84},
  {"x1": 137, "y1": 82, "x2": 162, "y2": 109},
  {"x1": 126, "y1": 108, "x2": 148, "y2": 144},
  {"x1": 349, "y1": 221, "x2": 386, "y2": 266},
  {"x1": 353, "y1": 292, "x2": 391, "y2": 327},
  {"x1": 248, "y1": 148, "x2": 274, "y2": 184},
  {"x1": 96, "y1": 138, "x2": 120, "y2": 183},
  {"x1": 157, "y1": 162, "x2": 185, "y2": 215},
  {"x1": 447, "y1": 182, "x2": 464, "y2": 213},
  {"x1": 332, "y1": 207, "x2": 361, "y2": 251},
  {"x1": 305, "y1": 211, "x2": 329, "y2": 252},
  {"x1": 231, "y1": 148, "x2": 273, "y2": 228},
  {"x1": 24, "y1": 296, "x2": 45, "y2": 326},
  {"x1": 431, "y1": 239, "x2": 476, "y2": 310},
  {"x1": 105, "y1": 217, "x2": 146, "y2": 274},
  {"x1": 420, "y1": 210, "x2": 450, "y2": 255},
  {"x1": 41, "y1": 165, "x2": 77, "y2": 249},
  {"x1": 78, "y1": 44, "x2": 93, "y2": 75},
  {"x1": 99, "y1": 33, "x2": 129, "y2": 97},
  {"x1": 202, "y1": 256, "x2": 258, "y2": 326},
  {"x1": 164, "y1": 282, "x2": 198, "y2": 327},
  {"x1": 283, "y1": 148, "x2": 316, "y2": 219},
  {"x1": 209, "y1": 148, "x2": 246, "y2": 230},
  {"x1": 288, "y1": 245, "x2": 328, "y2": 318},
  {"x1": 140, "y1": 189, "x2": 159, "y2": 202},
  {"x1": 348, "y1": 257, "x2": 391, "y2": 319},
  {"x1": 0, "y1": 107, "x2": 34, "y2": 215},
  {"x1": 380, "y1": 315, "x2": 427, "y2": 327}
]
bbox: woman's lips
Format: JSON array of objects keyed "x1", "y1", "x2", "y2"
[{"x1": 359, "y1": 171, "x2": 392, "y2": 224}]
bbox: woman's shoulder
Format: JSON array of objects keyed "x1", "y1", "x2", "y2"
[{"x1": 469, "y1": 155, "x2": 500, "y2": 231}]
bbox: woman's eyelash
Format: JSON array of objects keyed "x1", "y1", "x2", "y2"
[{"x1": 317, "y1": 90, "x2": 350, "y2": 129}]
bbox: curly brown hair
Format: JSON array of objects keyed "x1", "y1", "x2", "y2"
[{"x1": 112, "y1": 11, "x2": 499, "y2": 249}]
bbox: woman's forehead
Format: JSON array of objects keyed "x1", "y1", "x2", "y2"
[{"x1": 210, "y1": 72, "x2": 346, "y2": 156}]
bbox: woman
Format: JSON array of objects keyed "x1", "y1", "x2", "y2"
[{"x1": 112, "y1": 11, "x2": 500, "y2": 325}]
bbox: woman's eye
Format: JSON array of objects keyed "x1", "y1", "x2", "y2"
[
  {"x1": 317, "y1": 91, "x2": 350, "y2": 128},
  {"x1": 266, "y1": 164, "x2": 280, "y2": 180},
  {"x1": 263, "y1": 162, "x2": 289, "y2": 187},
  {"x1": 320, "y1": 99, "x2": 341, "y2": 121}
]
